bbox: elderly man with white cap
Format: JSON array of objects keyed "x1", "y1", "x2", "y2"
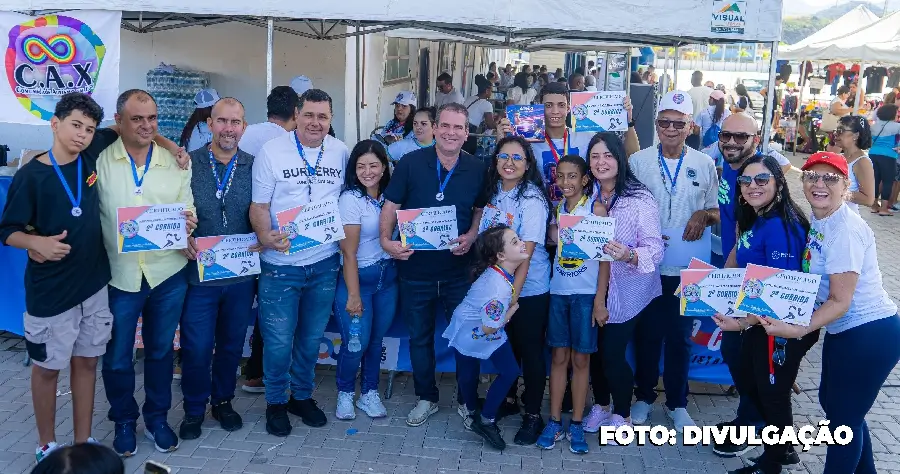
[{"x1": 627, "y1": 90, "x2": 720, "y2": 434}]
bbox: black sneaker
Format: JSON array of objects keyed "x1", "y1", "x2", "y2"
[
  {"x1": 562, "y1": 382, "x2": 573, "y2": 414},
  {"x1": 287, "y1": 397, "x2": 327, "y2": 427},
  {"x1": 496, "y1": 398, "x2": 520, "y2": 421},
  {"x1": 266, "y1": 403, "x2": 292, "y2": 437},
  {"x1": 728, "y1": 465, "x2": 765, "y2": 474},
  {"x1": 713, "y1": 438, "x2": 753, "y2": 457},
  {"x1": 178, "y1": 415, "x2": 204, "y2": 440},
  {"x1": 472, "y1": 417, "x2": 507, "y2": 451},
  {"x1": 749, "y1": 446, "x2": 800, "y2": 467},
  {"x1": 212, "y1": 401, "x2": 243, "y2": 432},
  {"x1": 514, "y1": 413, "x2": 544, "y2": 446}
]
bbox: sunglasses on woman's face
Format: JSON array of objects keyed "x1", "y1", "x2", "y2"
[
  {"x1": 737, "y1": 173, "x2": 772, "y2": 187},
  {"x1": 802, "y1": 170, "x2": 842, "y2": 186},
  {"x1": 497, "y1": 153, "x2": 525, "y2": 162},
  {"x1": 718, "y1": 131, "x2": 753, "y2": 145},
  {"x1": 656, "y1": 119, "x2": 688, "y2": 130}
]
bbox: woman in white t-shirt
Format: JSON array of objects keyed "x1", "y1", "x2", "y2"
[
  {"x1": 386, "y1": 107, "x2": 435, "y2": 163},
  {"x1": 442, "y1": 225, "x2": 527, "y2": 451},
  {"x1": 831, "y1": 115, "x2": 875, "y2": 214},
  {"x1": 477, "y1": 136, "x2": 551, "y2": 445},
  {"x1": 334, "y1": 140, "x2": 397, "y2": 421},
  {"x1": 760, "y1": 151, "x2": 900, "y2": 474},
  {"x1": 506, "y1": 72, "x2": 538, "y2": 106}
]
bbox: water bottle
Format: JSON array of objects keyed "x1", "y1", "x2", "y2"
[{"x1": 348, "y1": 316, "x2": 362, "y2": 353}]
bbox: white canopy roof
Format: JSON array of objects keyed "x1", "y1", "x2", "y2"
[
  {"x1": 779, "y1": 5, "x2": 879, "y2": 59},
  {"x1": 781, "y1": 10, "x2": 900, "y2": 62},
  {"x1": 5, "y1": 0, "x2": 784, "y2": 45}
]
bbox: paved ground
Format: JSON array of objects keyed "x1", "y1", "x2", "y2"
[{"x1": 2, "y1": 152, "x2": 900, "y2": 474}]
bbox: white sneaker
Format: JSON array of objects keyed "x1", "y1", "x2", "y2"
[
  {"x1": 582, "y1": 404, "x2": 612, "y2": 433},
  {"x1": 457, "y1": 403, "x2": 474, "y2": 431},
  {"x1": 335, "y1": 391, "x2": 357, "y2": 420},
  {"x1": 35, "y1": 441, "x2": 60, "y2": 463},
  {"x1": 667, "y1": 407, "x2": 695, "y2": 433},
  {"x1": 600, "y1": 415, "x2": 634, "y2": 446},
  {"x1": 407, "y1": 400, "x2": 439, "y2": 427},
  {"x1": 630, "y1": 401, "x2": 652, "y2": 424},
  {"x1": 356, "y1": 390, "x2": 387, "y2": 418}
]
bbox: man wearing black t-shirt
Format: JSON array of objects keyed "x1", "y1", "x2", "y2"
[{"x1": 0, "y1": 94, "x2": 114, "y2": 463}]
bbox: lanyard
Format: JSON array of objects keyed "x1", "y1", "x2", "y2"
[
  {"x1": 48, "y1": 150, "x2": 83, "y2": 217},
  {"x1": 208, "y1": 149, "x2": 238, "y2": 200},
  {"x1": 435, "y1": 157, "x2": 458, "y2": 201},
  {"x1": 597, "y1": 187, "x2": 617, "y2": 212},
  {"x1": 365, "y1": 193, "x2": 384, "y2": 209},
  {"x1": 657, "y1": 144, "x2": 686, "y2": 195},
  {"x1": 490, "y1": 265, "x2": 516, "y2": 298},
  {"x1": 293, "y1": 132, "x2": 325, "y2": 181},
  {"x1": 556, "y1": 194, "x2": 588, "y2": 221},
  {"x1": 128, "y1": 144, "x2": 153, "y2": 195},
  {"x1": 544, "y1": 129, "x2": 569, "y2": 163}
]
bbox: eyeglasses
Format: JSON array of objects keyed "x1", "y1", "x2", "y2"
[
  {"x1": 834, "y1": 127, "x2": 854, "y2": 135},
  {"x1": 656, "y1": 119, "x2": 688, "y2": 130},
  {"x1": 718, "y1": 131, "x2": 753, "y2": 145},
  {"x1": 497, "y1": 153, "x2": 525, "y2": 162},
  {"x1": 801, "y1": 170, "x2": 843, "y2": 186},
  {"x1": 737, "y1": 173, "x2": 772, "y2": 187}
]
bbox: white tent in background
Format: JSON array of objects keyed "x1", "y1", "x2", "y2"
[
  {"x1": 780, "y1": 5, "x2": 880, "y2": 59},
  {"x1": 788, "y1": 10, "x2": 900, "y2": 63}
]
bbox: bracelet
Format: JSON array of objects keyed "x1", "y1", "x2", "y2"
[{"x1": 627, "y1": 248, "x2": 636, "y2": 263}]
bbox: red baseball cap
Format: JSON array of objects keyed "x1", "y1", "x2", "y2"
[{"x1": 801, "y1": 151, "x2": 848, "y2": 177}]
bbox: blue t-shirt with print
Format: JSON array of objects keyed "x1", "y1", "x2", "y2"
[
  {"x1": 718, "y1": 163, "x2": 739, "y2": 258},
  {"x1": 735, "y1": 214, "x2": 806, "y2": 272}
]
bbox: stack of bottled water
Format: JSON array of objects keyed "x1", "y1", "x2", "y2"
[{"x1": 146, "y1": 63, "x2": 209, "y2": 143}]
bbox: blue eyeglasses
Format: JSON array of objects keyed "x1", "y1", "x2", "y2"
[{"x1": 497, "y1": 153, "x2": 525, "y2": 162}]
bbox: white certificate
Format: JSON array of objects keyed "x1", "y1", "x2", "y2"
[
  {"x1": 275, "y1": 198, "x2": 345, "y2": 255},
  {"x1": 195, "y1": 233, "x2": 261, "y2": 282},
  {"x1": 680, "y1": 268, "x2": 746, "y2": 317},
  {"x1": 736, "y1": 264, "x2": 821, "y2": 326},
  {"x1": 558, "y1": 214, "x2": 617, "y2": 261},
  {"x1": 661, "y1": 227, "x2": 712, "y2": 268},
  {"x1": 116, "y1": 204, "x2": 187, "y2": 254},
  {"x1": 397, "y1": 206, "x2": 459, "y2": 250}
]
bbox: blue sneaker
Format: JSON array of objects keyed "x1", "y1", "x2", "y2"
[
  {"x1": 113, "y1": 422, "x2": 138, "y2": 457},
  {"x1": 567, "y1": 422, "x2": 589, "y2": 454},
  {"x1": 535, "y1": 419, "x2": 564, "y2": 449},
  {"x1": 145, "y1": 421, "x2": 180, "y2": 453}
]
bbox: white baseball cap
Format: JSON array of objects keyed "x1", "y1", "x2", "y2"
[
  {"x1": 290, "y1": 76, "x2": 314, "y2": 95},
  {"x1": 658, "y1": 90, "x2": 693, "y2": 116},
  {"x1": 392, "y1": 91, "x2": 417, "y2": 107},
  {"x1": 194, "y1": 88, "x2": 220, "y2": 108}
]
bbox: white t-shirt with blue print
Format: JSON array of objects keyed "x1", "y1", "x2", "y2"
[{"x1": 442, "y1": 268, "x2": 512, "y2": 359}]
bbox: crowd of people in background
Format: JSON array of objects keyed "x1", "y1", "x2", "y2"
[{"x1": 2, "y1": 59, "x2": 900, "y2": 474}]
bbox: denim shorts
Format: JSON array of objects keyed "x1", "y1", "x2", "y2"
[{"x1": 547, "y1": 294, "x2": 598, "y2": 354}]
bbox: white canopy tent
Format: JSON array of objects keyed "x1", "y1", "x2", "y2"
[
  {"x1": 779, "y1": 5, "x2": 880, "y2": 60},
  {"x1": 784, "y1": 10, "x2": 900, "y2": 63}
]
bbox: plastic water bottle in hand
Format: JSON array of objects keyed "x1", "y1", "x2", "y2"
[{"x1": 348, "y1": 316, "x2": 362, "y2": 353}]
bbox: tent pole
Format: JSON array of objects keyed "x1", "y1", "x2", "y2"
[
  {"x1": 625, "y1": 49, "x2": 632, "y2": 92},
  {"x1": 266, "y1": 18, "x2": 274, "y2": 95},
  {"x1": 355, "y1": 21, "x2": 362, "y2": 142},
  {"x1": 673, "y1": 45, "x2": 680, "y2": 89},
  {"x1": 792, "y1": 58, "x2": 807, "y2": 156},
  {"x1": 761, "y1": 41, "x2": 779, "y2": 154}
]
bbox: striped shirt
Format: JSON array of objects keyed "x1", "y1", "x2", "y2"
[{"x1": 604, "y1": 189, "x2": 666, "y2": 323}]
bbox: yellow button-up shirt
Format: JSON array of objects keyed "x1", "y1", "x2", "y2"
[{"x1": 97, "y1": 138, "x2": 195, "y2": 292}]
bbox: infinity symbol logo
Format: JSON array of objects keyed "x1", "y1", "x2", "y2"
[{"x1": 22, "y1": 34, "x2": 75, "y2": 65}]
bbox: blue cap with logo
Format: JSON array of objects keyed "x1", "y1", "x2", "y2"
[
  {"x1": 392, "y1": 91, "x2": 417, "y2": 106},
  {"x1": 194, "y1": 88, "x2": 220, "y2": 108}
]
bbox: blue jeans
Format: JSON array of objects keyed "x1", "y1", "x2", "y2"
[
  {"x1": 334, "y1": 259, "x2": 398, "y2": 393},
  {"x1": 179, "y1": 279, "x2": 257, "y2": 416},
  {"x1": 258, "y1": 255, "x2": 339, "y2": 405},
  {"x1": 821, "y1": 315, "x2": 900, "y2": 474},
  {"x1": 633, "y1": 275, "x2": 693, "y2": 410},
  {"x1": 102, "y1": 268, "x2": 188, "y2": 425},
  {"x1": 721, "y1": 329, "x2": 764, "y2": 428},
  {"x1": 455, "y1": 341, "x2": 519, "y2": 420},
  {"x1": 399, "y1": 277, "x2": 471, "y2": 403}
]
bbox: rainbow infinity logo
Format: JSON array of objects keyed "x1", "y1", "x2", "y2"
[{"x1": 21, "y1": 34, "x2": 76, "y2": 65}]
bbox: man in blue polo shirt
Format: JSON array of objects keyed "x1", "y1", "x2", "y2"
[{"x1": 379, "y1": 102, "x2": 488, "y2": 427}]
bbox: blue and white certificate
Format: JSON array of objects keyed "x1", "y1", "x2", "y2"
[
  {"x1": 661, "y1": 227, "x2": 712, "y2": 268},
  {"x1": 195, "y1": 233, "x2": 260, "y2": 282}
]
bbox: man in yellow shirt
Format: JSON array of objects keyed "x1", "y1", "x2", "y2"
[{"x1": 97, "y1": 89, "x2": 196, "y2": 457}]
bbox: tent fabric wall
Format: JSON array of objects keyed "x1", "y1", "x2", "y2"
[
  {"x1": 3, "y1": 0, "x2": 784, "y2": 44},
  {"x1": 781, "y1": 10, "x2": 900, "y2": 63},
  {"x1": 779, "y1": 5, "x2": 880, "y2": 60}
]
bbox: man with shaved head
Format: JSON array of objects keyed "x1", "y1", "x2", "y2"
[{"x1": 176, "y1": 97, "x2": 258, "y2": 441}]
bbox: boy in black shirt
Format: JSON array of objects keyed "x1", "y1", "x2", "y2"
[{"x1": 0, "y1": 94, "x2": 117, "y2": 463}]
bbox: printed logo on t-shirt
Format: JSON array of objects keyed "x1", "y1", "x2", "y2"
[
  {"x1": 471, "y1": 326, "x2": 503, "y2": 342},
  {"x1": 718, "y1": 175, "x2": 731, "y2": 206},
  {"x1": 687, "y1": 168, "x2": 697, "y2": 179},
  {"x1": 542, "y1": 146, "x2": 581, "y2": 202},
  {"x1": 802, "y1": 228, "x2": 824, "y2": 273},
  {"x1": 87, "y1": 171, "x2": 97, "y2": 187},
  {"x1": 280, "y1": 166, "x2": 343, "y2": 184},
  {"x1": 556, "y1": 254, "x2": 588, "y2": 278},
  {"x1": 484, "y1": 300, "x2": 505, "y2": 322},
  {"x1": 739, "y1": 230, "x2": 752, "y2": 249}
]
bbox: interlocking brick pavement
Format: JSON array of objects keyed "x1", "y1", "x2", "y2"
[{"x1": 2, "y1": 152, "x2": 900, "y2": 473}]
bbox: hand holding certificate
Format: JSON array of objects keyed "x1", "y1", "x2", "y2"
[
  {"x1": 117, "y1": 204, "x2": 187, "y2": 254},
  {"x1": 558, "y1": 215, "x2": 616, "y2": 261},
  {"x1": 195, "y1": 233, "x2": 261, "y2": 282},
  {"x1": 570, "y1": 91, "x2": 628, "y2": 132},
  {"x1": 680, "y1": 268, "x2": 745, "y2": 317},
  {"x1": 736, "y1": 264, "x2": 821, "y2": 326},
  {"x1": 397, "y1": 206, "x2": 458, "y2": 250},
  {"x1": 275, "y1": 198, "x2": 345, "y2": 255}
]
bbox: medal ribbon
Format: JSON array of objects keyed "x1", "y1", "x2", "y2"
[
  {"x1": 544, "y1": 129, "x2": 569, "y2": 163},
  {"x1": 436, "y1": 157, "x2": 458, "y2": 197},
  {"x1": 128, "y1": 144, "x2": 153, "y2": 191},
  {"x1": 293, "y1": 132, "x2": 325, "y2": 178},
  {"x1": 490, "y1": 265, "x2": 516, "y2": 298},
  {"x1": 657, "y1": 144, "x2": 686, "y2": 195},
  {"x1": 208, "y1": 149, "x2": 239, "y2": 199},
  {"x1": 48, "y1": 150, "x2": 82, "y2": 213}
]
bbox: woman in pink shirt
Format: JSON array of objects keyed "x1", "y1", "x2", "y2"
[{"x1": 581, "y1": 133, "x2": 665, "y2": 435}]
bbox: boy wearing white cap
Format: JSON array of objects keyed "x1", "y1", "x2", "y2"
[{"x1": 627, "y1": 90, "x2": 719, "y2": 434}]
